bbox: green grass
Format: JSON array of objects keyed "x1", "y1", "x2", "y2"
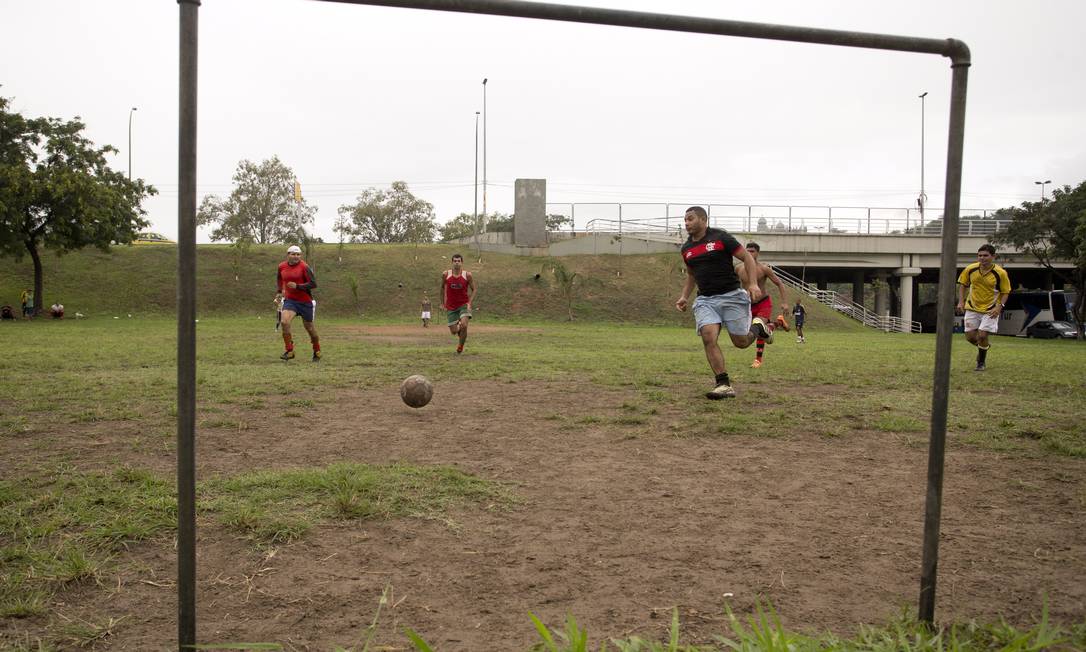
[
  {"x1": 0, "y1": 460, "x2": 509, "y2": 622},
  {"x1": 0, "y1": 243, "x2": 860, "y2": 327},
  {"x1": 1, "y1": 313, "x2": 1083, "y2": 647}
]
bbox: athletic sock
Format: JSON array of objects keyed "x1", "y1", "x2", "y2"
[
  {"x1": 312, "y1": 340, "x2": 321, "y2": 352},
  {"x1": 977, "y1": 345, "x2": 989, "y2": 365},
  {"x1": 756, "y1": 340, "x2": 765, "y2": 360},
  {"x1": 284, "y1": 334, "x2": 293, "y2": 351},
  {"x1": 715, "y1": 372, "x2": 730, "y2": 387}
]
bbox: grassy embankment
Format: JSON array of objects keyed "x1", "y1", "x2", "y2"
[{"x1": 0, "y1": 242, "x2": 863, "y2": 328}]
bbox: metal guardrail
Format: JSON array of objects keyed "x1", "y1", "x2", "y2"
[
  {"x1": 772, "y1": 266, "x2": 923, "y2": 333},
  {"x1": 548, "y1": 203, "x2": 1004, "y2": 237}
]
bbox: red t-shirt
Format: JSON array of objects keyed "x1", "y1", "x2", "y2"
[
  {"x1": 277, "y1": 260, "x2": 316, "y2": 302},
  {"x1": 443, "y1": 270, "x2": 471, "y2": 310}
]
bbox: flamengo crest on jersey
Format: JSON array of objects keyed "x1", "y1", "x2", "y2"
[{"x1": 682, "y1": 239, "x2": 731, "y2": 261}]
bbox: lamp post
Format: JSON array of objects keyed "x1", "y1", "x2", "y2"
[
  {"x1": 474, "y1": 111, "x2": 480, "y2": 256},
  {"x1": 128, "y1": 106, "x2": 138, "y2": 180},
  {"x1": 1034, "y1": 179, "x2": 1052, "y2": 201},
  {"x1": 482, "y1": 78, "x2": 488, "y2": 233},
  {"x1": 917, "y1": 92, "x2": 927, "y2": 223}
]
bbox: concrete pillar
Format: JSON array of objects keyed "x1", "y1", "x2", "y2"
[
  {"x1": 852, "y1": 270, "x2": 865, "y2": 305},
  {"x1": 895, "y1": 267, "x2": 921, "y2": 332},
  {"x1": 816, "y1": 272, "x2": 829, "y2": 291},
  {"x1": 874, "y1": 271, "x2": 890, "y2": 318},
  {"x1": 514, "y1": 179, "x2": 547, "y2": 247}
]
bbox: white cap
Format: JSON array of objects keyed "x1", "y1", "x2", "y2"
[{"x1": 287, "y1": 245, "x2": 302, "y2": 254}]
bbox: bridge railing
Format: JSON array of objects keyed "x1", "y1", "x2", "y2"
[
  {"x1": 549, "y1": 202, "x2": 1005, "y2": 236},
  {"x1": 772, "y1": 266, "x2": 922, "y2": 333}
]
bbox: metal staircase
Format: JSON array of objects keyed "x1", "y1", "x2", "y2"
[{"x1": 771, "y1": 267, "x2": 922, "y2": 333}]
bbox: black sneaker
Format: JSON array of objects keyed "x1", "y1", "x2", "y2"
[
  {"x1": 280, "y1": 350, "x2": 295, "y2": 361},
  {"x1": 751, "y1": 317, "x2": 774, "y2": 344},
  {"x1": 312, "y1": 350, "x2": 321, "y2": 362},
  {"x1": 973, "y1": 364, "x2": 985, "y2": 372}
]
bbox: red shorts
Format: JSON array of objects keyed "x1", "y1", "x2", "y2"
[{"x1": 751, "y1": 296, "x2": 773, "y2": 321}]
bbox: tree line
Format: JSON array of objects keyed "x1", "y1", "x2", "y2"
[{"x1": 2, "y1": 92, "x2": 1083, "y2": 323}]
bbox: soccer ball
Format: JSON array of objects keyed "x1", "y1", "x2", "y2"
[{"x1": 400, "y1": 375, "x2": 434, "y2": 408}]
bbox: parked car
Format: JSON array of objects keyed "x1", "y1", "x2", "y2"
[{"x1": 1025, "y1": 320, "x2": 1079, "y2": 339}]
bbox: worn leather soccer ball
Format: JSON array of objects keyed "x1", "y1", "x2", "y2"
[{"x1": 400, "y1": 374, "x2": 434, "y2": 408}]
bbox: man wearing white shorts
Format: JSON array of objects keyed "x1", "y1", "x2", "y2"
[
  {"x1": 421, "y1": 296, "x2": 432, "y2": 328},
  {"x1": 675, "y1": 206, "x2": 771, "y2": 399},
  {"x1": 956, "y1": 244, "x2": 1011, "y2": 372}
]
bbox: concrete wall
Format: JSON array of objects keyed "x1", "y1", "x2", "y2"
[{"x1": 514, "y1": 179, "x2": 547, "y2": 247}]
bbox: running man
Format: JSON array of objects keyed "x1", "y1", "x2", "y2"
[
  {"x1": 276, "y1": 245, "x2": 321, "y2": 362},
  {"x1": 439, "y1": 253, "x2": 476, "y2": 354},
  {"x1": 421, "y1": 295, "x2": 432, "y2": 328},
  {"x1": 735, "y1": 242, "x2": 791, "y2": 368},
  {"x1": 793, "y1": 299, "x2": 807, "y2": 343},
  {"x1": 957, "y1": 243, "x2": 1011, "y2": 372},
  {"x1": 675, "y1": 206, "x2": 773, "y2": 399}
]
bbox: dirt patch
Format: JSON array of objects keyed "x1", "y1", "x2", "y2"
[{"x1": 3, "y1": 377, "x2": 1084, "y2": 650}]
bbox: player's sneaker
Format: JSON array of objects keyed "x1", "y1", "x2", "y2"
[
  {"x1": 280, "y1": 350, "x2": 295, "y2": 361},
  {"x1": 456, "y1": 344, "x2": 464, "y2": 354},
  {"x1": 751, "y1": 359, "x2": 763, "y2": 369},
  {"x1": 706, "y1": 382, "x2": 737, "y2": 399},
  {"x1": 974, "y1": 363, "x2": 985, "y2": 372},
  {"x1": 775, "y1": 315, "x2": 790, "y2": 332},
  {"x1": 751, "y1": 317, "x2": 773, "y2": 344},
  {"x1": 312, "y1": 350, "x2": 321, "y2": 362}
]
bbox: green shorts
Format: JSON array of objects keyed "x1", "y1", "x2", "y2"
[{"x1": 447, "y1": 306, "x2": 473, "y2": 325}]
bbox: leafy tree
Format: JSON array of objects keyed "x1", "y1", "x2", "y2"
[
  {"x1": 438, "y1": 212, "x2": 573, "y2": 242},
  {"x1": 337, "y1": 181, "x2": 436, "y2": 244},
  {"x1": 196, "y1": 156, "x2": 316, "y2": 244},
  {"x1": 0, "y1": 96, "x2": 155, "y2": 315},
  {"x1": 994, "y1": 181, "x2": 1086, "y2": 334}
]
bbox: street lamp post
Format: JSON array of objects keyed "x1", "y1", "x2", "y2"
[
  {"x1": 128, "y1": 106, "x2": 138, "y2": 180},
  {"x1": 1034, "y1": 179, "x2": 1052, "y2": 201},
  {"x1": 918, "y1": 92, "x2": 927, "y2": 223},
  {"x1": 482, "y1": 78, "x2": 488, "y2": 233},
  {"x1": 474, "y1": 111, "x2": 480, "y2": 256}
]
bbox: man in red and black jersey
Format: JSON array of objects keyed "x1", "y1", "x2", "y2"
[
  {"x1": 276, "y1": 245, "x2": 321, "y2": 361},
  {"x1": 675, "y1": 206, "x2": 771, "y2": 399}
]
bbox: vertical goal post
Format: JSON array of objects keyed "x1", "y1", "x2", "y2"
[{"x1": 175, "y1": 0, "x2": 969, "y2": 648}]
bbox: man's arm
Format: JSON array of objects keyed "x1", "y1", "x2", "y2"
[
  {"x1": 956, "y1": 283, "x2": 967, "y2": 312},
  {"x1": 675, "y1": 271, "x2": 696, "y2": 311},
  {"x1": 764, "y1": 264, "x2": 790, "y2": 309},
  {"x1": 295, "y1": 265, "x2": 318, "y2": 291},
  {"x1": 437, "y1": 272, "x2": 447, "y2": 309},
  {"x1": 737, "y1": 249, "x2": 763, "y2": 302},
  {"x1": 276, "y1": 267, "x2": 284, "y2": 298},
  {"x1": 466, "y1": 272, "x2": 476, "y2": 308}
]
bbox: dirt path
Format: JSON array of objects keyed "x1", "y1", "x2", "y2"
[{"x1": 3, "y1": 341, "x2": 1084, "y2": 650}]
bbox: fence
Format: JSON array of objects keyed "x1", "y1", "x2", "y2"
[
  {"x1": 545, "y1": 202, "x2": 1004, "y2": 237},
  {"x1": 772, "y1": 266, "x2": 922, "y2": 333}
]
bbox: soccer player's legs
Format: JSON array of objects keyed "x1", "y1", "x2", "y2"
[
  {"x1": 750, "y1": 297, "x2": 773, "y2": 366},
  {"x1": 279, "y1": 308, "x2": 297, "y2": 360},
  {"x1": 302, "y1": 318, "x2": 321, "y2": 361}
]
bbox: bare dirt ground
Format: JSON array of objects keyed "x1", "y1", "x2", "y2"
[{"x1": 3, "y1": 326, "x2": 1085, "y2": 650}]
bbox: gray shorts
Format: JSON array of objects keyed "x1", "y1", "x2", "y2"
[{"x1": 693, "y1": 289, "x2": 752, "y2": 336}]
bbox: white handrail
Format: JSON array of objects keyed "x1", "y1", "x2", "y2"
[{"x1": 772, "y1": 266, "x2": 922, "y2": 333}]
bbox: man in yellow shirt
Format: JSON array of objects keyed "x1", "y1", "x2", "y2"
[{"x1": 956, "y1": 244, "x2": 1011, "y2": 372}]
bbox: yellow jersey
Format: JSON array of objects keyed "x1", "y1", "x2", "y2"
[{"x1": 957, "y1": 262, "x2": 1011, "y2": 312}]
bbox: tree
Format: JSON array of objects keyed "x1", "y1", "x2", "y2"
[
  {"x1": 438, "y1": 212, "x2": 573, "y2": 241},
  {"x1": 993, "y1": 181, "x2": 1086, "y2": 336},
  {"x1": 549, "y1": 259, "x2": 580, "y2": 321},
  {"x1": 0, "y1": 96, "x2": 155, "y2": 315},
  {"x1": 196, "y1": 156, "x2": 316, "y2": 244},
  {"x1": 337, "y1": 181, "x2": 436, "y2": 244}
]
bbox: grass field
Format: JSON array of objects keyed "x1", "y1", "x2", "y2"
[{"x1": 1, "y1": 315, "x2": 1084, "y2": 650}]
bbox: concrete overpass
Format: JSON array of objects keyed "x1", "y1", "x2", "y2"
[
  {"x1": 463, "y1": 229, "x2": 1072, "y2": 328},
  {"x1": 459, "y1": 180, "x2": 1073, "y2": 328}
]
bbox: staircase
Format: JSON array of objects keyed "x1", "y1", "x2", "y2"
[{"x1": 772, "y1": 267, "x2": 922, "y2": 333}]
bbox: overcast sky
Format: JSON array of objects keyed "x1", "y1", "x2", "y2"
[{"x1": 2, "y1": 0, "x2": 1083, "y2": 242}]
